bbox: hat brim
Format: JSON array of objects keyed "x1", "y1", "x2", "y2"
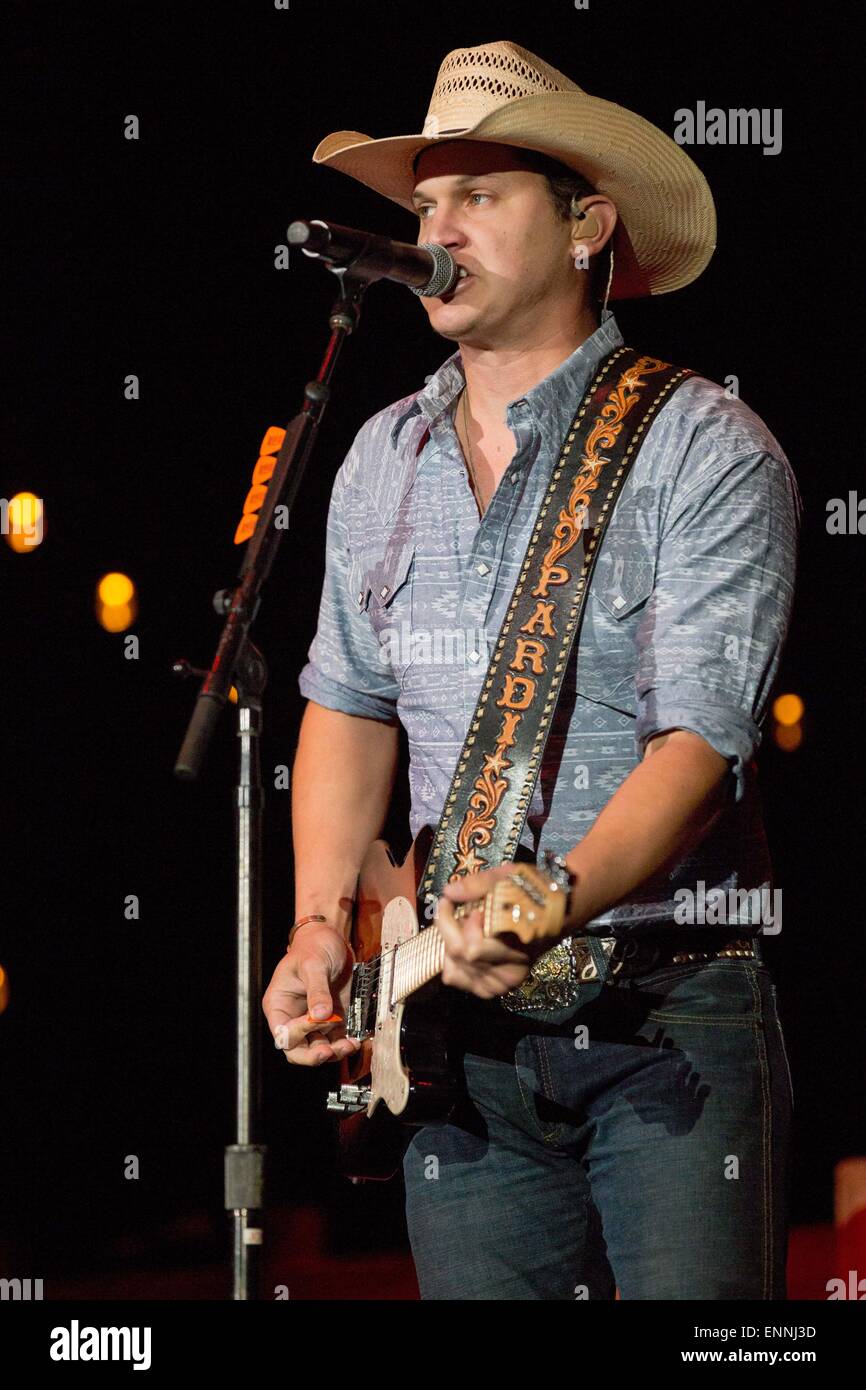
[{"x1": 313, "y1": 91, "x2": 716, "y2": 299}]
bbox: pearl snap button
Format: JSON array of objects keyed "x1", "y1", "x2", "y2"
[
  {"x1": 380, "y1": 586, "x2": 390, "y2": 598},
  {"x1": 467, "y1": 651, "x2": 480, "y2": 663},
  {"x1": 476, "y1": 562, "x2": 490, "y2": 576},
  {"x1": 613, "y1": 595, "x2": 626, "y2": 609}
]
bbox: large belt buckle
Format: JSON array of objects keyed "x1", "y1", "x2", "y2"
[
  {"x1": 497, "y1": 936, "x2": 618, "y2": 1014},
  {"x1": 497, "y1": 938, "x2": 580, "y2": 1014}
]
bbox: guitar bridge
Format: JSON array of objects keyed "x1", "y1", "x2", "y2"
[{"x1": 346, "y1": 959, "x2": 379, "y2": 1039}]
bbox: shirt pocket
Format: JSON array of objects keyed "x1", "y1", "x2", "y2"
[
  {"x1": 347, "y1": 536, "x2": 417, "y2": 685},
  {"x1": 591, "y1": 541, "x2": 656, "y2": 621},
  {"x1": 574, "y1": 544, "x2": 658, "y2": 708}
]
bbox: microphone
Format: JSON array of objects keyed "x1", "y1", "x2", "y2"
[{"x1": 287, "y1": 219, "x2": 461, "y2": 298}]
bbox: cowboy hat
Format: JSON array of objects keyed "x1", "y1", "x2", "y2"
[{"x1": 312, "y1": 40, "x2": 716, "y2": 299}]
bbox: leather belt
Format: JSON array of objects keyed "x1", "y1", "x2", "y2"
[
  {"x1": 497, "y1": 931, "x2": 759, "y2": 1014},
  {"x1": 575, "y1": 932, "x2": 757, "y2": 979}
]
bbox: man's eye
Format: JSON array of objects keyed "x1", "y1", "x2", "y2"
[{"x1": 416, "y1": 192, "x2": 490, "y2": 219}]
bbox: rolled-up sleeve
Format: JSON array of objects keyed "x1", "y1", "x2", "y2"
[
  {"x1": 634, "y1": 447, "x2": 802, "y2": 801},
  {"x1": 297, "y1": 433, "x2": 400, "y2": 724}
]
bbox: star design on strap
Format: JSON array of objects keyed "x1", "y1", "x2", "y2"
[
  {"x1": 483, "y1": 747, "x2": 511, "y2": 776},
  {"x1": 454, "y1": 846, "x2": 488, "y2": 876}
]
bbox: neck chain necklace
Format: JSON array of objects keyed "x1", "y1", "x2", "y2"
[{"x1": 460, "y1": 382, "x2": 486, "y2": 518}]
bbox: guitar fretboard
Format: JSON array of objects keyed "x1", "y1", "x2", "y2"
[{"x1": 390, "y1": 897, "x2": 485, "y2": 1001}]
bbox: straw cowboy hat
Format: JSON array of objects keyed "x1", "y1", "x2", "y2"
[{"x1": 312, "y1": 40, "x2": 716, "y2": 299}]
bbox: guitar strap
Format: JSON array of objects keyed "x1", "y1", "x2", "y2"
[{"x1": 416, "y1": 346, "x2": 696, "y2": 958}]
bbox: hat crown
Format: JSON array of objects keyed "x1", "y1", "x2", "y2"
[{"x1": 421, "y1": 40, "x2": 580, "y2": 139}]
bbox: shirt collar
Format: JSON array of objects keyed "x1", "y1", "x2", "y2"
[{"x1": 389, "y1": 309, "x2": 625, "y2": 449}]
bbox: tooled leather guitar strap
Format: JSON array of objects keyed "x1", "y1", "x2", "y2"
[{"x1": 417, "y1": 346, "x2": 695, "y2": 923}]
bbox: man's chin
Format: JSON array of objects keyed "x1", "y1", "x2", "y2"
[{"x1": 426, "y1": 306, "x2": 483, "y2": 343}]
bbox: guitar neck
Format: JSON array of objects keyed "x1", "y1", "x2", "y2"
[{"x1": 391, "y1": 897, "x2": 485, "y2": 1002}]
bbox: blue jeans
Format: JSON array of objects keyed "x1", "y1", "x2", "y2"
[{"x1": 402, "y1": 948, "x2": 794, "y2": 1300}]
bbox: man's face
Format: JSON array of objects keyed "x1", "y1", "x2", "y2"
[{"x1": 411, "y1": 141, "x2": 575, "y2": 348}]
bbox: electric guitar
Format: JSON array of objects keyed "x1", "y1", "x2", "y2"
[{"x1": 325, "y1": 826, "x2": 569, "y2": 1180}]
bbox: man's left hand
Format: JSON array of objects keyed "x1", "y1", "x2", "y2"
[{"x1": 435, "y1": 862, "x2": 558, "y2": 1000}]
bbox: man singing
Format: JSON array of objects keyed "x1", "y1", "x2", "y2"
[{"x1": 263, "y1": 40, "x2": 801, "y2": 1299}]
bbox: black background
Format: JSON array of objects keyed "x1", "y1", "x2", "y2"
[{"x1": 3, "y1": 0, "x2": 862, "y2": 1282}]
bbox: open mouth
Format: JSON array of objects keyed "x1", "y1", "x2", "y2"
[{"x1": 440, "y1": 269, "x2": 474, "y2": 301}]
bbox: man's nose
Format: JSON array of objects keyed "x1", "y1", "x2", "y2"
[{"x1": 417, "y1": 207, "x2": 466, "y2": 249}]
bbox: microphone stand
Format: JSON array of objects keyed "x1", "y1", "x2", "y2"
[{"x1": 172, "y1": 261, "x2": 375, "y2": 1300}]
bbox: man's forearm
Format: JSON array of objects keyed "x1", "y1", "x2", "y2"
[
  {"x1": 563, "y1": 729, "x2": 732, "y2": 932},
  {"x1": 291, "y1": 700, "x2": 399, "y2": 939}
]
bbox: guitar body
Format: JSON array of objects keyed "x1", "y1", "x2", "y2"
[
  {"x1": 327, "y1": 827, "x2": 465, "y2": 1182},
  {"x1": 326, "y1": 826, "x2": 562, "y2": 1182}
]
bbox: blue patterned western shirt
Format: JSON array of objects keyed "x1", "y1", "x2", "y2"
[{"x1": 298, "y1": 311, "x2": 802, "y2": 932}]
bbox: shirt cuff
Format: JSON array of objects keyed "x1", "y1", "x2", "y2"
[
  {"x1": 635, "y1": 689, "x2": 761, "y2": 804},
  {"x1": 298, "y1": 664, "x2": 399, "y2": 724}
]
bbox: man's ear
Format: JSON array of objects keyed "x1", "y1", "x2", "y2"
[
  {"x1": 571, "y1": 203, "x2": 601, "y2": 240},
  {"x1": 570, "y1": 196, "x2": 617, "y2": 255}
]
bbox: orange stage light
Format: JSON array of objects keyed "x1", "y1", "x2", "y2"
[
  {"x1": 3, "y1": 492, "x2": 44, "y2": 553},
  {"x1": 773, "y1": 693, "x2": 804, "y2": 726},
  {"x1": 773, "y1": 722, "x2": 803, "y2": 752},
  {"x1": 97, "y1": 572, "x2": 135, "y2": 606}
]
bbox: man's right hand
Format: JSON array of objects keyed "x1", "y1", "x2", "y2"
[{"x1": 262, "y1": 924, "x2": 362, "y2": 1067}]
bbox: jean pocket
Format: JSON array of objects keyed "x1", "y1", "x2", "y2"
[
  {"x1": 767, "y1": 979, "x2": 795, "y2": 1110},
  {"x1": 637, "y1": 959, "x2": 763, "y2": 1025}
]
